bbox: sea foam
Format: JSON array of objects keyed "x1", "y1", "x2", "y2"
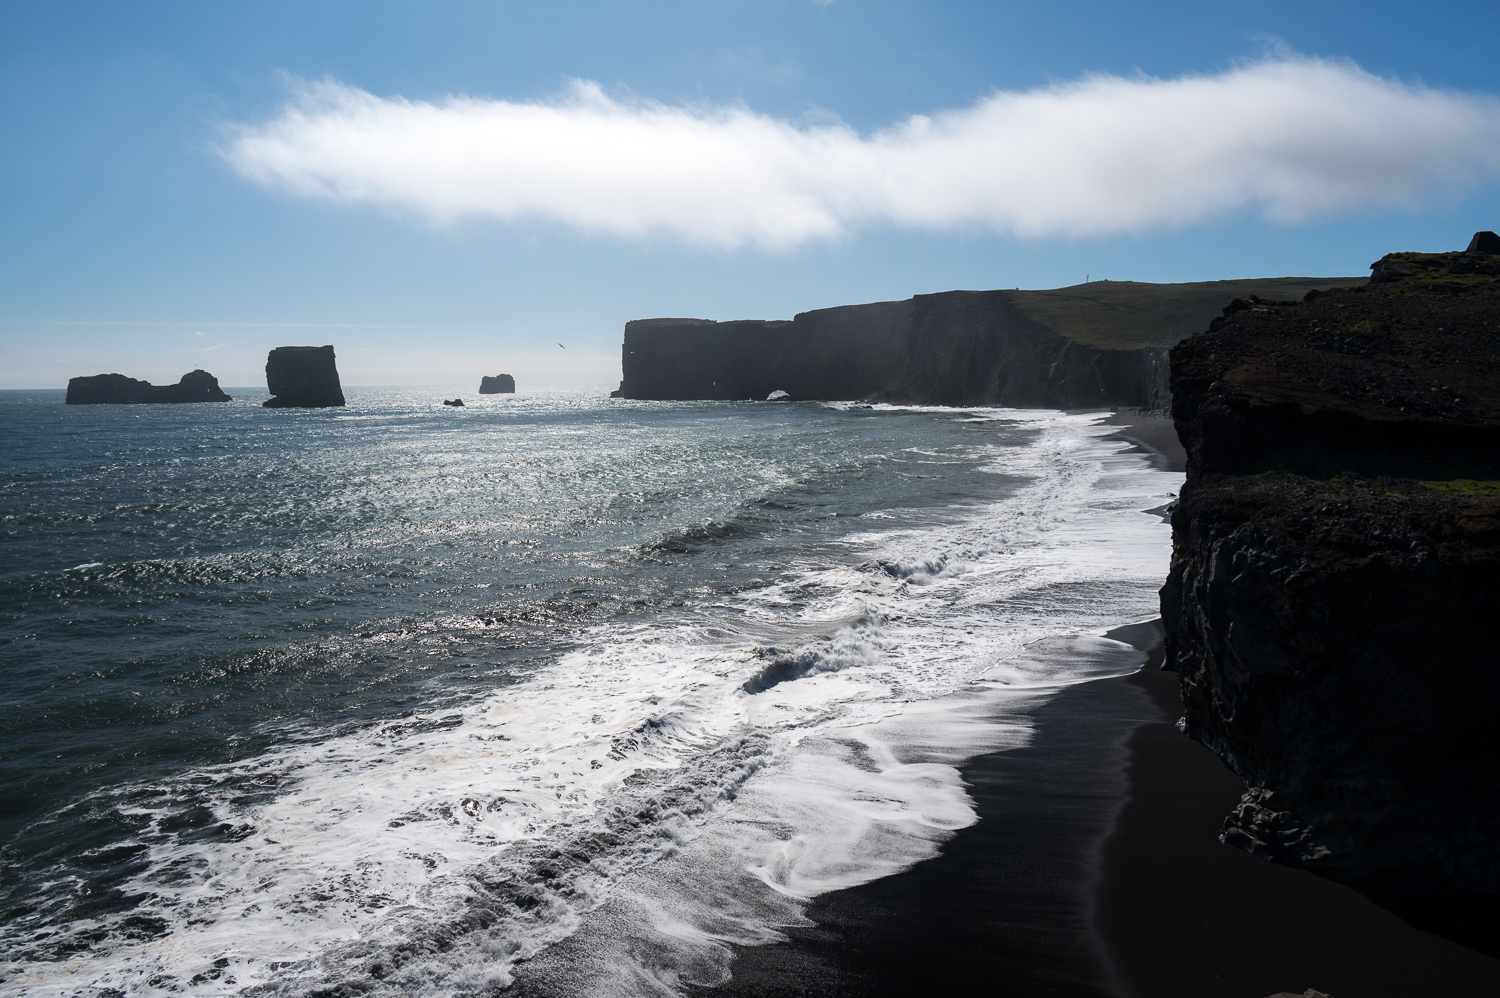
[{"x1": 0, "y1": 410, "x2": 1179, "y2": 997}]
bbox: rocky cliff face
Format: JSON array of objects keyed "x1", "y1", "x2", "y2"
[
  {"x1": 263, "y1": 346, "x2": 345, "y2": 408},
  {"x1": 614, "y1": 293, "x2": 1169, "y2": 408},
  {"x1": 612, "y1": 278, "x2": 1357, "y2": 408},
  {"x1": 65, "y1": 369, "x2": 231, "y2": 404},
  {"x1": 479, "y1": 374, "x2": 516, "y2": 394},
  {"x1": 1162, "y1": 235, "x2": 1500, "y2": 894}
]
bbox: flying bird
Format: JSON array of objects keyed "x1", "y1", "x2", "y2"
[{"x1": 558, "y1": 342, "x2": 566, "y2": 349}]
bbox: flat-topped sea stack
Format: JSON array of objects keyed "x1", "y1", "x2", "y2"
[
  {"x1": 263, "y1": 345, "x2": 345, "y2": 408},
  {"x1": 1162, "y1": 233, "x2": 1500, "y2": 897},
  {"x1": 65, "y1": 369, "x2": 231, "y2": 404},
  {"x1": 479, "y1": 374, "x2": 515, "y2": 394},
  {"x1": 611, "y1": 277, "x2": 1362, "y2": 407}
]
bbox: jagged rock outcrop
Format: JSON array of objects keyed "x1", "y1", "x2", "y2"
[
  {"x1": 65, "y1": 369, "x2": 231, "y2": 404},
  {"x1": 1162, "y1": 235, "x2": 1500, "y2": 894},
  {"x1": 263, "y1": 346, "x2": 345, "y2": 408},
  {"x1": 611, "y1": 278, "x2": 1359, "y2": 407},
  {"x1": 479, "y1": 374, "x2": 515, "y2": 394}
]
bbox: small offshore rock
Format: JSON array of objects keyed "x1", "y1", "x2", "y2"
[
  {"x1": 66, "y1": 369, "x2": 232, "y2": 404},
  {"x1": 263, "y1": 345, "x2": 345, "y2": 408},
  {"x1": 479, "y1": 374, "x2": 515, "y2": 394},
  {"x1": 443, "y1": 398, "x2": 465, "y2": 406}
]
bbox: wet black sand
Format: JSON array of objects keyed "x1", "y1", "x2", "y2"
[
  {"x1": 702, "y1": 624, "x2": 1500, "y2": 998},
  {"x1": 1096, "y1": 408, "x2": 1186, "y2": 473}
]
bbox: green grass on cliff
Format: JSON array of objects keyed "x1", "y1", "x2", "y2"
[
  {"x1": 1420, "y1": 479, "x2": 1500, "y2": 496},
  {"x1": 1007, "y1": 277, "x2": 1365, "y2": 350}
]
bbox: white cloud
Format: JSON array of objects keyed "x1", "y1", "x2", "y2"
[{"x1": 225, "y1": 57, "x2": 1500, "y2": 250}]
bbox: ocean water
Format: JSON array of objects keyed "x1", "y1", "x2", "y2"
[{"x1": 0, "y1": 387, "x2": 1180, "y2": 997}]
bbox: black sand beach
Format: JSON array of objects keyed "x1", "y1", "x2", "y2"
[
  {"x1": 699, "y1": 413, "x2": 1500, "y2": 998},
  {"x1": 703, "y1": 640, "x2": 1500, "y2": 998}
]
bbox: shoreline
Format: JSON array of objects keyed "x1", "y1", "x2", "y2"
[
  {"x1": 1095, "y1": 408, "x2": 1186, "y2": 473},
  {"x1": 692, "y1": 407, "x2": 1498, "y2": 996},
  {"x1": 699, "y1": 629, "x2": 1500, "y2": 997},
  {"x1": 509, "y1": 409, "x2": 1499, "y2": 996}
]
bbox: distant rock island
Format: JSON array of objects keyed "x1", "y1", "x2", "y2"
[
  {"x1": 263, "y1": 346, "x2": 345, "y2": 408},
  {"x1": 1163, "y1": 233, "x2": 1500, "y2": 900},
  {"x1": 610, "y1": 277, "x2": 1363, "y2": 408},
  {"x1": 65, "y1": 369, "x2": 231, "y2": 404},
  {"x1": 479, "y1": 374, "x2": 516, "y2": 394}
]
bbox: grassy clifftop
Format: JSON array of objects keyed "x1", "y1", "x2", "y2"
[{"x1": 1007, "y1": 277, "x2": 1363, "y2": 350}]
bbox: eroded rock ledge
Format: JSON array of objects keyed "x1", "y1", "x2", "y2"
[{"x1": 1162, "y1": 234, "x2": 1500, "y2": 894}]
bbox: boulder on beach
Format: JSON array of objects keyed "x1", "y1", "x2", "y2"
[
  {"x1": 479, "y1": 374, "x2": 515, "y2": 394},
  {"x1": 65, "y1": 369, "x2": 232, "y2": 404},
  {"x1": 263, "y1": 346, "x2": 345, "y2": 408}
]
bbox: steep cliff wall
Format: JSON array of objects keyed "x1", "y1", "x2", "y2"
[
  {"x1": 613, "y1": 278, "x2": 1358, "y2": 407},
  {"x1": 1162, "y1": 236, "x2": 1500, "y2": 894},
  {"x1": 264, "y1": 345, "x2": 345, "y2": 408}
]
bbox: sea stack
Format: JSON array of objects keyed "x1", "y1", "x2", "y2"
[
  {"x1": 1161, "y1": 233, "x2": 1500, "y2": 895},
  {"x1": 65, "y1": 369, "x2": 231, "y2": 404},
  {"x1": 263, "y1": 345, "x2": 345, "y2": 408},
  {"x1": 479, "y1": 374, "x2": 515, "y2": 394}
]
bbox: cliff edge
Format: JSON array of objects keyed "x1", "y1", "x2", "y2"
[
  {"x1": 612, "y1": 277, "x2": 1359, "y2": 407},
  {"x1": 1161, "y1": 234, "x2": 1500, "y2": 898}
]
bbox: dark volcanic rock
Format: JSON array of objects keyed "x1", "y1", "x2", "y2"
[
  {"x1": 66, "y1": 369, "x2": 232, "y2": 404},
  {"x1": 443, "y1": 398, "x2": 464, "y2": 406},
  {"x1": 263, "y1": 346, "x2": 345, "y2": 408},
  {"x1": 479, "y1": 374, "x2": 515, "y2": 393},
  {"x1": 612, "y1": 296, "x2": 1172, "y2": 408},
  {"x1": 1369, "y1": 232, "x2": 1500, "y2": 285},
  {"x1": 1162, "y1": 238, "x2": 1500, "y2": 894},
  {"x1": 1468, "y1": 230, "x2": 1500, "y2": 254},
  {"x1": 610, "y1": 277, "x2": 1361, "y2": 407}
]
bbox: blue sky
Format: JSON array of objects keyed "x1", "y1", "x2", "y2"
[{"x1": 3, "y1": 1, "x2": 1499, "y2": 389}]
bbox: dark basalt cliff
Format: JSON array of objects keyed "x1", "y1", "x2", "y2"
[
  {"x1": 479, "y1": 374, "x2": 516, "y2": 394},
  {"x1": 612, "y1": 278, "x2": 1358, "y2": 407},
  {"x1": 65, "y1": 369, "x2": 231, "y2": 404},
  {"x1": 1162, "y1": 234, "x2": 1500, "y2": 897},
  {"x1": 263, "y1": 345, "x2": 345, "y2": 408}
]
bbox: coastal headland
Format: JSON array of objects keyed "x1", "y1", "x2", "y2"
[
  {"x1": 628, "y1": 238, "x2": 1500, "y2": 995},
  {"x1": 1163, "y1": 238, "x2": 1500, "y2": 901},
  {"x1": 611, "y1": 277, "x2": 1360, "y2": 407}
]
